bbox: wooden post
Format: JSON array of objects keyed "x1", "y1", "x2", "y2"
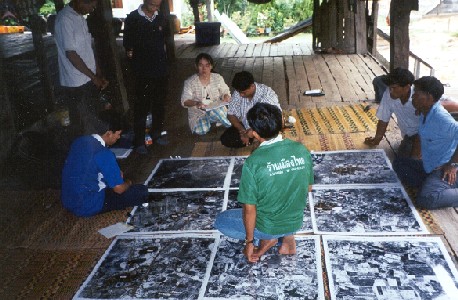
[
  {"x1": 342, "y1": 0, "x2": 355, "y2": 53},
  {"x1": 89, "y1": 0, "x2": 129, "y2": 112},
  {"x1": 161, "y1": 0, "x2": 176, "y2": 61},
  {"x1": 354, "y1": 0, "x2": 367, "y2": 53},
  {"x1": 336, "y1": 0, "x2": 344, "y2": 50},
  {"x1": 368, "y1": 0, "x2": 379, "y2": 55},
  {"x1": 312, "y1": 0, "x2": 320, "y2": 50},
  {"x1": 329, "y1": 0, "x2": 337, "y2": 48},
  {"x1": 389, "y1": 0, "x2": 418, "y2": 71},
  {"x1": 29, "y1": 14, "x2": 55, "y2": 112},
  {"x1": 0, "y1": 55, "x2": 16, "y2": 167}
]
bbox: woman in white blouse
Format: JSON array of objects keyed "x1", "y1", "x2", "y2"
[{"x1": 181, "y1": 53, "x2": 231, "y2": 135}]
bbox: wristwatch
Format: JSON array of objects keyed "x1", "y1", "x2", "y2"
[
  {"x1": 449, "y1": 162, "x2": 458, "y2": 168},
  {"x1": 244, "y1": 239, "x2": 254, "y2": 245}
]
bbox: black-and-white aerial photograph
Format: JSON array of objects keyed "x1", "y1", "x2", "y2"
[
  {"x1": 310, "y1": 186, "x2": 428, "y2": 235},
  {"x1": 205, "y1": 236, "x2": 324, "y2": 300},
  {"x1": 230, "y1": 156, "x2": 247, "y2": 188},
  {"x1": 74, "y1": 234, "x2": 216, "y2": 299},
  {"x1": 311, "y1": 150, "x2": 398, "y2": 185},
  {"x1": 128, "y1": 190, "x2": 226, "y2": 232},
  {"x1": 323, "y1": 235, "x2": 458, "y2": 300},
  {"x1": 227, "y1": 190, "x2": 313, "y2": 233},
  {"x1": 146, "y1": 158, "x2": 232, "y2": 189}
]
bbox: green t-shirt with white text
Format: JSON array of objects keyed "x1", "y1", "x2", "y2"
[{"x1": 238, "y1": 138, "x2": 314, "y2": 235}]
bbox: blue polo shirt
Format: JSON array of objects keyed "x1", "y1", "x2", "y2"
[
  {"x1": 61, "y1": 135, "x2": 124, "y2": 217},
  {"x1": 420, "y1": 102, "x2": 458, "y2": 173}
]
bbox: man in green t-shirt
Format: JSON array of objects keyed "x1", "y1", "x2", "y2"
[{"x1": 214, "y1": 103, "x2": 314, "y2": 263}]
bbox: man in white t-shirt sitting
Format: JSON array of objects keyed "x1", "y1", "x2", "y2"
[{"x1": 365, "y1": 68, "x2": 420, "y2": 158}]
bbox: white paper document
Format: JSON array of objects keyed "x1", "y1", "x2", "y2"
[{"x1": 98, "y1": 222, "x2": 133, "y2": 239}]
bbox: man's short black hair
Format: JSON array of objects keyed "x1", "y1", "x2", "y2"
[
  {"x1": 387, "y1": 67, "x2": 415, "y2": 87},
  {"x1": 414, "y1": 76, "x2": 444, "y2": 102},
  {"x1": 247, "y1": 103, "x2": 282, "y2": 139},
  {"x1": 96, "y1": 110, "x2": 123, "y2": 135},
  {"x1": 232, "y1": 71, "x2": 254, "y2": 91}
]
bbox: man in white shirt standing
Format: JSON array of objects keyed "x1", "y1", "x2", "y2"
[{"x1": 54, "y1": 0, "x2": 108, "y2": 136}]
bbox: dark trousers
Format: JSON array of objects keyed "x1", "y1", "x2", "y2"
[
  {"x1": 133, "y1": 76, "x2": 168, "y2": 147},
  {"x1": 62, "y1": 82, "x2": 100, "y2": 136},
  {"x1": 102, "y1": 184, "x2": 148, "y2": 212},
  {"x1": 372, "y1": 74, "x2": 388, "y2": 103},
  {"x1": 393, "y1": 157, "x2": 427, "y2": 188},
  {"x1": 220, "y1": 126, "x2": 253, "y2": 148}
]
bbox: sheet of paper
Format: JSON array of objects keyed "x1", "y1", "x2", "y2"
[
  {"x1": 98, "y1": 222, "x2": 133, "y2": 239},
  {"x1": 204, "y1": 101, "x2": 229, "y2": 111},
  {"x1": 110, "y1": 148, "x2": 133, "y2": 159}
]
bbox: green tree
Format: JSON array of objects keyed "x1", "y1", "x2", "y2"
[
  {"x1": 216, "y1": 0, "x2": 313, "y2": 33},
  {"x1": 39, "y1": 0, "x2": 56, "y2": 16}
]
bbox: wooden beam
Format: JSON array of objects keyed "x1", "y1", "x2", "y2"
[
  {"x1": 368, "y1": 0, "x2": 379, "y2": 55},
  {"x1": 389, "y1": 0, "x2": 418, "y2": 71},
  {"x1": 0, "y1": 55, "x2": 15, "y2": 167},
  {"x1": 89, "y1": 0, "x2": 129, "y2": 112},
  {"x1": 30, "y1": 15, "x2": 54, "y2": 112},
  {"x1": 161, "y1": 0, "x2": 176, "y2": 61},
  {"x1": 354, "y1": 0, "x2": 367, "y2": 54},
  {"x1": 312, "y1": 0, "x2": 320, "y2": 50}
]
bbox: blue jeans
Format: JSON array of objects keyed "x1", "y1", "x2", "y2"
[
  {"x1": 393, "y1": 158, "x2": 458, "y2": 209},
  {"x1": 417, "y1": 170, "x2": 458, "y2": 209},
  {"x1": 214, "y1": 209, "x2": 294, "y2": 244},
  {"x1": 102, "y1": 184, "x2": 148, "y2": 213}
]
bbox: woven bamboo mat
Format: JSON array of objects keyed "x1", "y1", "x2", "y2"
[
  {"x1": 191, "y1": 104, "x2": 378, "y2": 157},
  {"x1": 0, "y1": 189, "x2": 131, "y2": 298},
  {"x1": 191, "y1": 132, "x2": 374, "y2": 157},
  {"x1": 0, "y1": 247, "x2": 105, "y2": 299},
  {"x1": 286, "y1": 104, "x2": 378, "y2": 135},
  {"x1": 0, "y1": 190, "x2": 129, "y2": 250}
]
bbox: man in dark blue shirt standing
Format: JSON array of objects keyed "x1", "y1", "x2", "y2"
[{"x1": 123, "y1": 0, "x2": 170, "y2": 154}]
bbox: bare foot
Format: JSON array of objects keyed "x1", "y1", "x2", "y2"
[
  {"x1": 278, "y1": 235, "x2": 296, "y2": 255},
  {"x1": 253, "y1": 239, "x2": 278, "y2": 258}
]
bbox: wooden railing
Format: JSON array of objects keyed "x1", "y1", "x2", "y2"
[{"x1": 376, "y1": 28, "x2": 435, "y2": 78}]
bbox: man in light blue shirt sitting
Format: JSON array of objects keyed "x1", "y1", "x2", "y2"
[{"x1": 393, "y1": 76, "x2": 458, "y2": 209}]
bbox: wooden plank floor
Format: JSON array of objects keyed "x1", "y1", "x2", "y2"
[
  {"x1": 1, "y1": 35, "x2": 457, "y2": 299},
  {"x1": 176, "y1": 41, "x2": 386, "y2": 110},
  {"x1": 164, "y1": 39, "x2": 458, "y2": 264}
]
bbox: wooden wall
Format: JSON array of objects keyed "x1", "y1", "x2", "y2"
[{"x1": 313, "y1": 0, "x2": 367, "y2": 54}]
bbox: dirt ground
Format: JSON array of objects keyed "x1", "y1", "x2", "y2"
[
  {"x1": 409, "y1": 15, "x2": 458, "y2": 85},
  {"x1": 376, "y1": 0, "x2": 458, "y2": 96}
]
